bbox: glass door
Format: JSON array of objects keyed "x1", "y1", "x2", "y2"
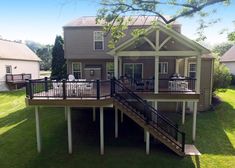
[{"x1": 124, "y1": 63, "x2": 143, "y2": 80}]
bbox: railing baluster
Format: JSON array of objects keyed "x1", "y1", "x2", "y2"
[
  {"x1": 29, "y1": 80, "x2": 33, "y2": 99},
  {"x1": 182, "y1": 132, "x2": 185, "y2": 152},
  {"x1": 97, "y1": 80, "x2": 100, "y2": 100},
  {"x1": 62, "y1": 79, "x2": 66, "y2": 99}
]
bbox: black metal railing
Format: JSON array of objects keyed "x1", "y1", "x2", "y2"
[
  {"x1": 6, "y1": 73, "x2": 31, "y2": 82},
  {"x1": 112, "y1": 78, "x2": 185, "y2": 153},
  {"x1": 119, "y1": 76, "x2": 196, "y2": 92},
  {"x1": 26, "y1": 77, "x2": 111, "y2": 99}
]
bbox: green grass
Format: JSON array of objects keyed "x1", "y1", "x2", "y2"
[{"x1": 0, "y1": 89, "x2": 235, "y2": 168}]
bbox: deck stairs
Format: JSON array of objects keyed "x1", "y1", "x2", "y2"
[{"x1": 112, "y1": 79, "x2": 185, "y2": 156}]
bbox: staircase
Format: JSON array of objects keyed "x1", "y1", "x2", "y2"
[{"x1": 111, "y1": 79, "x2": 185, "y2": 156}]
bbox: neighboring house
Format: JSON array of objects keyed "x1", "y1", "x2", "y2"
[
  {"x1": 221, "y1": 45, "x2": 235, "y2": 74},
  {"x1": 25, "y1": 16, "x2": 213, "y2": 156},
  {"x1": 0, "y1": 39, "x2": 40, "y2": 91}
]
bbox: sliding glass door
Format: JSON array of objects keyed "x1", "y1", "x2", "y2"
[{"x1": 123, "y1": 63, "x2": 143, "y2": 80}]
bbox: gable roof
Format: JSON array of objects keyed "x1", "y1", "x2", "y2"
[
  {"x1": 221, "y1": 45, "x2": 235, "y2": 62},
  {"x1": 0, "y1": 39, "x2": 41, "y2": 61},
  {"x1": 108, "y1": 21, "x2": 210, "y2": 55},
  {"x1": 64, "y1": 16, "x2": 180, "y2": 28}
]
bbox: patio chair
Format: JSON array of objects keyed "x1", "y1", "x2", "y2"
[
  {"x1": 52, "y1": 81, "x2": 63, "y2": 96},
  {"x1": 68, "y1": 74, "x2": 75, "y2": 81}
]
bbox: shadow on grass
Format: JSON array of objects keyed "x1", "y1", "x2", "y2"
[
  {"x1": 183, "y1": 101, "x2": 235, "y2": 156},
  {"x1": 0, "y1": 105, "x2": 196, "y2": 168}
]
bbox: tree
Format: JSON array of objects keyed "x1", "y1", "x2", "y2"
[
  {"x1": 96, "y1": 0, "x2": 230, "y2": 48},
  {"x1": 51, "y1": 36, "x2": 67, "y2": 79},
  {"x1": 213, "y1": 56, "x2": 231, "y2": 91},
  {"x1": 212, "y1": 42, "x2": 233, "y2": 57},
  {"x1": 36, "y1": 45, "x2": 53, "y2": 70}
]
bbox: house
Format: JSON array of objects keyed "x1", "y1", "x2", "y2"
[
  {"x1": 25, "y1": 16, "x2": 213, "y2": 156},
  {"x1": 0, "y1": 39, "x2": 41, "y2": 91},
  {"x1": 220, "y1": 45, "x2": 235, "y2": 74}
]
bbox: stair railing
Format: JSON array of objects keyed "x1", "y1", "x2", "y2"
[{"x1": 111, "y1": 78, "x2": 185, "y2": 153}]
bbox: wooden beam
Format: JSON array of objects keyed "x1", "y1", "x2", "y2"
[
  {"x1": 159, "y1": 36, "x2": 172, "y2": 50},
  {"x1": 115, "y1": 107, "x2": 118, "y2": 138},
  {"x1": 146, "y1": 131, "x2": 150, "y2": 155},
  {"x1": 154, "y1": 56, "x2": 159, "y2": 94},
  {"x1": 100, "y1": 107, "x2": 104, "y2": 155},
  {"x1": 143, "y1": 37, "x2": 156, "y2": 50},
  {"x1": 156, "y1": 29, "x2": 160, "y2": 51},
  {"x1": 116, "y1": 51, "x2": 200, "y2": 57},
  {"x1": 192, "y1": 102, "x2": 198, "y2": 142},
  {"x1": 67, "y1": 106, "x2": 72, "y2": 154},
  {"x1": 182, "y1": 101, "x2": 186, "y2": 125},
  {"x1": 35, "y1": 106, "x2": 41, "y2": 153}
]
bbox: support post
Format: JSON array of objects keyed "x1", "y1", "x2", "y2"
[
  {"x1": 121, "y1": 112, "x2": 124, "y2": 123},
  {"x1": 115, "y1": 107, "x2": 118, "y2": 138},
  {"x1": 93, "y1": 107, "x2": 96, "y2": 122},
  {"x1": 114, "y1": 55, "x2": 119, "y2": 79},
  {"x1": 67, "y1": 106, "x2": 72, "y2": 154},
  {"x1": 182, "y1": 101, "x2": 186, "y2": 125},
  {"x1": 100, "y1": 107, "x2": 104, "y2": 155},
  {"x1": 119, "y1": 57, "x2": 122, "y2": 77},
  {"x1": 146, "y1": 131, "x2": 150, "y2": 155},
  {"x1": 184, "y1": 58, "x2": 188, "y2": 77},
  {"x1": 196, "y1": 55, "x2": 201, "y2": 94},
  {"x1": 154, "y1": 56, "x2": 159, "y2": 94},
  {"x1": 175, "y1": 59, "x2": 180, "y2": 74},
  {"x1": 144, "y1": 129, "x2": 146, "y2": 142},
  {"x1": 65, "y1": 106, "x2": 67, "y2": 121},
  {"x1": 35, "y1": 106, "x2": 41, "y2": 153},
  {"x1": 192, "y1": 101, "x2": 198, "y2": 142}
]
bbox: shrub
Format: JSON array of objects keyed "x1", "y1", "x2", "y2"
[{"x1": 213, "y1": 60, "x2": 232, "y2": 91}]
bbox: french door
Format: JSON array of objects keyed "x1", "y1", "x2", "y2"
[{"x1": 123, "y1": 63, "x2": 143, "y2": 80}]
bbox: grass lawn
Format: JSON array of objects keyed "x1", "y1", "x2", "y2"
[{"x1": 0, "y1": 89, "x2": 235, "y2": 168}]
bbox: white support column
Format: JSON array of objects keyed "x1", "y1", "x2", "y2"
[
  {"x1": 114, "y1": 55, "x2": 119, "y2": 79},
  {"x1": 154, "y1": 56, "x2": 159, "y2": 94},
  {"x1": 64, "y1": 107, "x2": 67, "y2": 121},
  {"x1": 144, "y1": 129, "x2": 146, "y2": 142},
  {"x1": 196, "y1": 55, "x2": 201, "y2": 94},
  {"x1": 93, "y1": 107, "x2": 96, "y2": 122},
  {"x1": 100, "y1": 107, "x2": 104, "y2": 155},
  {"x1": 182, "y1": 101, "x2": 186, "y2": 125},
  {"x1": 146, "y1": 131, "x2": 150, "y2": 155},
  {"x1": 175, "y1": 59, "x2": 180, "y2": 74},
  {"x1": 121, "y1": 112, "x2": 124, "y2": 123},
  {"x1": 184, "y1": 58, "x2": 188, "y2": 77},
  {"x1": 192, "y1": 101, "x2": 198, "y2": 142},
  {"x1": 67, "y1": 106, "x2": 72, "y2": 154},
  {"x1": 115, "y1": 107, "x2": 118, "y2": 138},
  {"x1": 119, "y1": 57, "x2": 122, "y2": 77},
  {"x1": 35, "y1": 106, "x2": 41, "y2": 153}
]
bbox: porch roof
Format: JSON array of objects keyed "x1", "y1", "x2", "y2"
[{"x1": 107, "y1": 21, "x2": 210, "y2": 57}]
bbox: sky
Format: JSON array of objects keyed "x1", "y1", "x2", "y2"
[{"x1": 0, "y1": 0, "x2": 235, "y2": 47}]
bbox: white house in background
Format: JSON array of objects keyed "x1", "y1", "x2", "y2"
[
  {"x1": 221, "y1": 45, "x2": 235, "y2": 75},
  {"x1": 0, "y1": 39, "x2": 41, "y2": 91}
]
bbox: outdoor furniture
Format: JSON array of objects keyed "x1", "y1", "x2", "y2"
[
  {"x1": 168, "y1": 80, "x2": 188, "y2": 91},
  {"x1": 52, "y1": 81, "x2": 63, "y2": 96}
]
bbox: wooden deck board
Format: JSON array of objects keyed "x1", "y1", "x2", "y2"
[{"x1": 185, "y1": 144, "x2": 201, "y2": 156}]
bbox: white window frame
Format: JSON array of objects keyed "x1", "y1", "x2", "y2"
[
  {"x1": 72, "y1": 62, "x2": 82, "y2": 79},
  {"x1": 106, "y1": 62, "x2": 114, "y2": 80},
  {"x1": 188, "y1": 63, "x2": 196, "y2": 78},
  {"x1": 5, "y1": 65, "x2": 12, "y2": 74},
  {"x1": 123, "y1": 63, "x2": 143, "y2": 79},
  {"x1": 159, "y1": 62, "x2": 168, "y2": 74},
  {"x1": 93, "y1": 31, "x2": 104, "y2": 50}
]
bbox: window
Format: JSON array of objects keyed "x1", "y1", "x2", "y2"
[
  {"x1": 124, "y1": 63, "x2": 143, "y2": 80},
  {"x1": 72, "y1": 62, "x2": 82, "y2": 79},
  {"x1": 94, "y1": 31, "x2": 104, "y2": 50},
  {"x1": 106, "y1": 62, "x2": 114, "y2": 79},
  {"x1": 159, "y1": 62, "x2": 168, "y2": 74},
  {"x1": 6, "y1": 65, "x2": 12, "y2": 74},
  {"x1": 189, "y1": 63, "x2": 196, "y2": 78}
]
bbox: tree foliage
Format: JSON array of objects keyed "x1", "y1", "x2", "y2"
[
  {"x1": 97, "y1": 0, "x2": 230, "y2": 48},
  {"x1": 36, "y1": 45, "x2": 53, "y2": 70},
  {"x1": 51, "y1": 36, "x2": 67, "y2": 79},
  {"x1": 213, "y1": 57, "x2": 231, "y2": 91},
  {"x1": 212, "y1": 42, "x2": 233, "y2": 57}
]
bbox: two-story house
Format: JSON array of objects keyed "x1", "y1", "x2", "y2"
[{"x1": 25, "y1": 16, "x2": 213, "y2": 156}]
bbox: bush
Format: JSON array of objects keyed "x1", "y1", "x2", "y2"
[
  {"x1": 231, "y1": 74, "x2": 235, "y2": 85},
  {"x1": 213, "y1": 60, "x2": 232, "y2": 91}
]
